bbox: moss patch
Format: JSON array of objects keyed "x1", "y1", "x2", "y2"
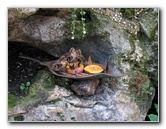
[
  {"x1": 54, "y1": 77, "x2": 72, "y2": 90},
  {"x1": 8, "y1": 94, "x2": 18, "y2": 109},
  {"x1": 139, "y1": 9, "x2": 158, "y2": 40},
  {"x1": 20, "y1": 70, "x2": 56, "y2": 107},
  {"x1": 120, "y1": 8, "x2": 135, "y2": 19}
]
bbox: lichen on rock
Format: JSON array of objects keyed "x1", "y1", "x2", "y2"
[{"x1": 139, "y1": 8, "x2": 158, "y2": 40}]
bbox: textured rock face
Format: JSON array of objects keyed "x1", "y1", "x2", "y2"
[
  {"x1": 22, "y1": 87, "x2": 142, "y2": 121},
  {"x1": 139, "y1": 8, "x2": 158, "y2": 40},
  {"x1": 8, "y1": 70, "x2": 143, "y2": 121},
  {"x1": 8, "y1": 8, "x2": 158, "y2": 121},
  {"x1": 71, "y1": 79, "x2": 100, "y2": 96},
  {"x1": 8, "y1": 8, "x2": 39, "y2": 19},
  {"x1": 8, "y1": 70, "x2": 153, "y2": 121}
]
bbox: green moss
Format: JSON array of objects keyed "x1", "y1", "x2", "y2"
[
  {"x1": 139, "y1": 36, "x2": 150, "y2": 61},
  {"x1": 21, "y1": 92, "x2": 44, "y2": 107},
  {"x1": 139, "y1": 9, "x2": 158, "y2": 40},
  {"x1": 54, "y1": 77, "x2": 72, "y2": 89},
  {"x1": 129, "y1": 35, "x2": 136, "y2": 51},
  {"x1": 20, "y1": 70, "x2": 56, "y2": 107},
  {"x1": 30, "y1": 70, "x2": 55, "y2": 91},
  {"x1": 85, "y1": 9, "x2": 102, "y2": 36},
  {"x1": 17, "y1": 70, "x2": 72, "y2": 108},
  {"x1": 14, "y1": 115, "x2": 24, "y2": 121},
  {"x1": 127, "y1": 34, "x2": 151, "y2": 72},
  {"x1": 8, "y1": 94, "x2": 18, "y2": 109},
  {"x1": 120, "y1": 8, "x2": 135, "y2": 19},
  {"x1": 129, "y1": 71, "x2": 155, "y2": 114}
]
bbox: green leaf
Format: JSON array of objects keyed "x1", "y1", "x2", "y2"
[
  {"x1": 130, "y1": 95, "x2": 135, "y2": 100},
  {"x1": 154, "y1": 103, "x2": 158, "y2": 114},
  {"x1": 26, "y1": 82, "x2": 31, "y2": 87},
  {"x1": 80, "y1": 11, "x2": 86, "y2": 15},
  {"x1": 57, "y1": 112, "x2": 64, "y2": 117},
  {"x1": 148, "y1": 114, "x2": 158, "y2": 121},
  {"x1": 80, "y1": 11, "x2": 83, "y2": 15},
  {"x1": 20, "y1": 84, "x2": 25, "y2": 90},
  {"x1": 71, "y1": 14, "x2": 77, "y2": 19},
  {"x1": 81, "y1": 18, "x2": 85, "y2": 21},
  {"x1": 82, "y1": 23, "x2": 85, "y2": 26},
  {"x1": 74, "y1": 8, "x2": 77, "y2": 11},
  {"x1": 82, "y1": 11, "x2": 86, "y2": 15},
  {"x1": 149, "y1": 87, "x2": 154, "y2": 92},
  {"x1": 60, "y1": 113, "x2": 64, "y2": 117}
]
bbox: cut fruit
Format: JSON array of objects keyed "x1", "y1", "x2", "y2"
[{"x1": 84, "y1": 65, "x2": 103, "y2": 74}]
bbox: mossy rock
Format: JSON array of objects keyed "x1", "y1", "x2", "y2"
[
  {"x1": 21, "y1": 70, "x2": 56, "y2": 107},
  {"x1": 30, "y1": 70, "x2": 56, "y2": 92},
  {"x1": 19, "y1": 70, "x2": 72, "y2": 108},
  {"x1": 129, "y1": 71, "x2": 155, "y2": 114},
  {"x1": 8, "y1": 94, "x2": 18, "y2": 109},
  {"x1": 120, "y1": 8, "x2": 135, "y2": 19},
  {"x1": 54, "y1": 77, "x2": 72, "y2": 90},
  {"x1": 139, "y1": 9, "x2": 158, "y2": 40}
]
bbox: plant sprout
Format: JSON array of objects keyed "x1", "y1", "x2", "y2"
[{"x1": 20, "y1": 82, "x2": 31, "y2": 91}]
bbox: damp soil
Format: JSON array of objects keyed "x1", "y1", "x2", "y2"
[{"x1": 8, "y1": 42, "x2": 57, "y2": 97}]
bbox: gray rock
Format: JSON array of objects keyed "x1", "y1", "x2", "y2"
[
  {"x1": 8, "y1": 70, "x2": 154, "y2": 121},
  {"x1": 9, "y1": 84, "x2": 143, "y2": 121},
  {"x1": 8, "y1": 8, "x2": 39, "y2": 19},
  {"x1": 139, "y1": 9, "x2": 158, "y2": 40},
  {"x1": 71, "y1": 79, "x2": 99, "y2": 96},
  {"x1": 9, "y1": 15, "x2": 66, "y2": 44}
]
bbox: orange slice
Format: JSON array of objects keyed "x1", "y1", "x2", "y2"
[{"x1": 84, "y1": 64, "x2": 103, "y2": 74}]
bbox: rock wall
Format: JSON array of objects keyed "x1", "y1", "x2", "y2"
[{"x1": 8, "y1": 8, "x2": 158, "y2": 121}]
